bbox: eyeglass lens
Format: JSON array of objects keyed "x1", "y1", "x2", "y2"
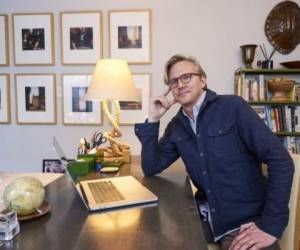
[{"x1": 168, "y1": 73, "x2": 199, "y2": 88}]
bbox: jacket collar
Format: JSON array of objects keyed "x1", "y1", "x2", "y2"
[{"x1": 203, "y1": 88, "x2": 218, "y2": 103}]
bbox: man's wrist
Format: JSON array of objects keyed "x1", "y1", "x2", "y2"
[
  {"x1": 147, "y1": 117, "x2": 160, "y2": 123},
  {"x1": 147, "y1": 115, "x2": 160, "y2": 123}
]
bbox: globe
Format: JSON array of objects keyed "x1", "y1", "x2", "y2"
[{"x1": 3, "y1": 177, "x2": 45, "y2": 216}]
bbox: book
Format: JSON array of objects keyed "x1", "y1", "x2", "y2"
[
  {"x1": 295, "y1": 83, "x2": 300, "y2": 101},
  {"x1": 285, "y1": 106, "x2": 292, "y2": 132},
  {"x1": 252, "y1": 106, "x2": 268, "y2": 126},
  {"x1": 265, "y1": 106, "x2": 273, "y2": 131},
  {"x1": 271, "y1": 108, "x2": 277, "y2": 132},
  {"x1": 258, "y1": 75, "x2": 265, "y2": 100}
]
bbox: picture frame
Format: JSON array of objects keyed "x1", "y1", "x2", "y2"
[
  {"x1": 109, "y1": 10, "x2": 151, "y2": 64},
  {"x1": 15, "y1": 74, "x2": 57, "y2": 124},
  {"x1": 43, "y1": 159, "x2": 73, "y2": 173},
  {"x1": 62, "y1": 74, "x2": 102, "y2": 125},
  {"x1": 112, "y1": 73, "x2": 151, "y2": 125},
  {"x1": 0, "y1": 74, "x2": 11, "y2": 124},
  {"x1": 12, "y1": 13, "x2": 55, "y2": 66},
  {"x1": 0, "y1": 14, "x2": 9, "y2": 66},
  {"x1": 61, "y1": 11, "x2": 103, "y2": 65}
]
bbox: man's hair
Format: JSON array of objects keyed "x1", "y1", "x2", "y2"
[{"x1": 164, "y1": 54, "x2": 207, "y2": 86}]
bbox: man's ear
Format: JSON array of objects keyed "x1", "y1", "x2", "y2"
[{"x1": 201, "y1": 77, "x2": 207, "y2": 88}]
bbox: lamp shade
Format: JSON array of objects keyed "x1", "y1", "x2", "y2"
[{"x1": 85, "y1": 59, "x2": 139, "y2": 101}]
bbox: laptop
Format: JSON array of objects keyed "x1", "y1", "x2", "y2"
[
  {"x1": 76, "y1": 175, "x2": 158, "y2": 211},
  {"x1": 52, "y1": 137, "x2": 158, "y2": 211}
]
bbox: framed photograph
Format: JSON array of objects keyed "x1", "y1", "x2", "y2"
[
  {"x1": 61, "y1": 11, "x2": 103, "y2": 65},
  {"x1": 62, "y1": 74, "x2": 102, "y2": 125},
  {"x1": 112, "y1": 73, "x2": 151, "y2": 125},
  {"x1": 12, "y1": 13, "x2": 55, "y2": 65},
  {"x1": 43, "y1": 159, "x2": 73, "y2": 173},
  {"x1": 0, "y1": 14, "x2": 9, "y2": 66},
  {"x1": 15, "y1": 74, "x2": 56, "y2": 124},
  {"x1": 109, "y1": 10, "x2": 151, "y2": 64},
  {"x1": 0, "y1": 74, "x2": 11, "y2": 124}
]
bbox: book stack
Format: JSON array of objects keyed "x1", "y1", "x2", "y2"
[
  {"x1": 252, "y1": 105, "x2": 300, "y2": 133},
  {"x1": 279, "y1": 137, "x2": 300, "y2": 155}
]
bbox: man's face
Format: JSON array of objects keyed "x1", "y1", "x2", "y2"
[{"x1": 168, "y1": 61, "x2": 206, "y2": 108}]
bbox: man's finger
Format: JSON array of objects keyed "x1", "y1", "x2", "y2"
[
  {"x1": 161, "y1": 98, "x2": 169, "y2": 109},
  {"x1": 230, "y1": 236, "x2": 253, "y2": 250},
  {"x1": 239, "y1": 222, "x2": 255, "y2": 232},
  {"x1": 229, "y1": 229, "x2": 253, "y2": 250},
  {"x1": 163, "y1": 87, "x2": 171, "y2": 97},
  {"x1": 168, "y1": 98, "x2": 177, "y2": 107},
  {"x1": 248, "y1": 242, "x2": 261, "y2": 250},
  {"x1": 153, "y1": 98, "x2": 163, "y2": 105},
  {"x1": 152, "y1": 95, "x2": 166, "y2": 105}
]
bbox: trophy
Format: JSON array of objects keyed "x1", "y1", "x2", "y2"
[{"x1": 240, "y1": 44, "x2": 257, "y2": 68}]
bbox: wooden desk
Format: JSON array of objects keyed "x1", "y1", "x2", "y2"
[{"x1": 2, "y1": 158, "x2": 208, "y2": 250}]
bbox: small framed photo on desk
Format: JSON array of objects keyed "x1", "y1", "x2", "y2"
[{"x1": 42, "y1": 159, "x2": 73, "y2": 173}]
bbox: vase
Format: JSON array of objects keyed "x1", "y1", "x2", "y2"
[
  {"x1": 268, "y1": 77, "x2": 295, "y2": 101},
  {"x1": 240, "y1": 44, "x2": 257, "y2": 69}
]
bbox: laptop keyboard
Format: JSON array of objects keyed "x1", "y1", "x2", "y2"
[{"x1": 88, "y1": 180, "x2": 125, "y2": 203}]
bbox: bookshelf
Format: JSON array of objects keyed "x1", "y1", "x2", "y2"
[{"x1": 234, "y1": 68, "x2": 300, "y2": 154}]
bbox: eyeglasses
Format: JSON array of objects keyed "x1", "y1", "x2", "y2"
[{"x1": 167, "y1": 73, "x2": 202, "y2": 89}]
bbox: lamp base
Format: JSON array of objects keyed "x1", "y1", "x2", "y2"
[
  {"x1": 97, "y1": 147, "x2": 131, "y2": 163},
  {"x1": 85, "y1": 100, "x2": 131, "y2": 165},
  {"x1": 122, "y1": 149, "x2": 131, "y2": 163}
]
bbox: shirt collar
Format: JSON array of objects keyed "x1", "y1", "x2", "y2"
[{"x1": 182, "y1": 91, "x2": 207, "y2": 121}]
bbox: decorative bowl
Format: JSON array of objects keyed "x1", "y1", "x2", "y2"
[
  {"x1": 280, "y1": 60, "x2": 300, "y2": 69},
  {"x1": 268, "y1": 77, "x2": 296, "y2": 101}
]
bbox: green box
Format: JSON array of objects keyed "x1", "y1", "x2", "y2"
[
  {"x1": 77, "y1": 154, "x2": 97, "y2": 161},
  {"x1": 68, "y1": 158, "x2": 95, "y2": 176}
]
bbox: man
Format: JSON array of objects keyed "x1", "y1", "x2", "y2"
[{"x1": 134, "y1": 55, "x2": 294, "y2": 250}]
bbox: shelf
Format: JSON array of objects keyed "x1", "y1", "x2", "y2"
[
  {"x1": 275, "y1": 132, "x2": 300, "y2": 136},
  {"x1": 249, "y1": 101, "x2": 300, "y2": 105},
  {"x1": 235, "y1": 68, "x2": 300, "y2": 75},
  {"x1": 234, "y1": 68, "x2": 300, "y2": 156}
]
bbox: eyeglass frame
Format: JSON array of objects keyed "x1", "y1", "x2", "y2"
[{"x1": 167, "y1": 72, "x2": 203, "y2": 89}]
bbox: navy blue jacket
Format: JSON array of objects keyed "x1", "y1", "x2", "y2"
[{"x1": 135, "y1": 89, "x2": 294, "y2": 238}]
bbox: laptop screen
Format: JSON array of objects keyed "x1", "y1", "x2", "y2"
[
  {"x1": 52, "y1": 137, "x2": 67, "y2": 161},
  {"x1": 52, "y1": 136, "x2": 77, "y2": 183}
]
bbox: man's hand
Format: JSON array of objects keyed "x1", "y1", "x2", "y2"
[
  {"x1": 229, "y1": 222, "x2": 277, "y2": 250},
  {"x1": 148, "y1": 88, "x2": 176, "y2": 122}
]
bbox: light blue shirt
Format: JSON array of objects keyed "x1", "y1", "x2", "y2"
[{"x1": 182, "y1": 91, "x2": 206, "y2": 131}]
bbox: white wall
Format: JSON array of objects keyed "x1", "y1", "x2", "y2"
[{"x1": 1, "y1": 0, "x2": 299, "y2": 171}]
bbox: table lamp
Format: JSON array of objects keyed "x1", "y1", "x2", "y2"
[{"x1": 85, "y1": 59, "x2": 139, "y2": 163}]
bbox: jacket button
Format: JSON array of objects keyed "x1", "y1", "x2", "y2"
[
  {"x1": 200, "y1": 153, "x2": 204, "y2": 157},
  {"x1": 218, "y1": 130, "x2": 222, "y2": 134},
  {"x1": 211, "y1": 208, "x2": 216, "y2": 213},
  {"x1": 197, "y1": 133, "x2": 201, "y2": 138},
  {"x1": 135, "y1": 128, "x2": 139, "y2": 132},
  {"x1": 207, "y1": 189, "x2": 211, "y2": 194},
  {"x1": 177, "y1": 137, "x2": 181, "y2": 141},
  {"x1": 202, "y1": 171, "x2": 207, "y2": 175}
]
